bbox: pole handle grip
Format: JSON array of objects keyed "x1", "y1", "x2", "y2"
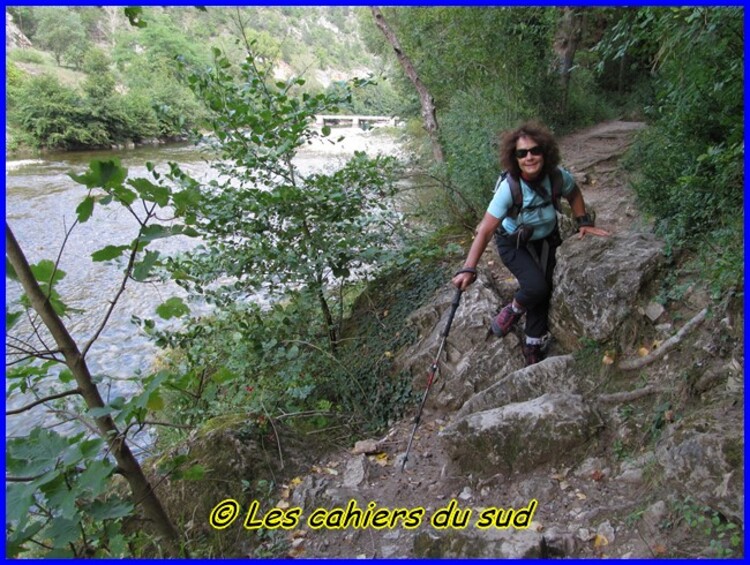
[{"x1": 441, "y1": 288, "x2": 463, "y2": 337}]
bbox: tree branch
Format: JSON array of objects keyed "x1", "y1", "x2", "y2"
[
  {"x1": 6, "y1": 388, "x2": 82, "y2": 416},
  {"x1": 81, "y1": 204, "x2": 156, "y2": 358}
]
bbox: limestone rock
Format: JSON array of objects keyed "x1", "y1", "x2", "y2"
[
  {"x1": 655, "y1": 408, "x2": 744, "y2": 521},
  {"x1": 456, "y1": 355, "x2": 578, "y2": 418},
  {"x1": 549, "y1": 232, "x2": 664, "y2": 350},
  {"x1": 6, "y1": 12, "x2": 32, "y2": 49},
  {"x1": 396, "y1": 271, "x2": 524, "y2": 412},
  {"x1": 440, "y1": 393, "x2": 601, "y2": 476}
]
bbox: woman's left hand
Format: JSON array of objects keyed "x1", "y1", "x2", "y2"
[{"x1": 577, "y1": 225, "x2": 611, "y2": 239}]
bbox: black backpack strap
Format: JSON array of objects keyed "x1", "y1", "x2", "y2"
[
  {"x1": 550, "y1": 168, "x2": 563, "y2": 212},
  {"x1": 505, "y1": 173, "x2": 523, "y2": 220}
]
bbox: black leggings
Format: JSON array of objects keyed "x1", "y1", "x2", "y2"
[{"x1": 494, "y1": 229, "x2": 559, "y2": 338}]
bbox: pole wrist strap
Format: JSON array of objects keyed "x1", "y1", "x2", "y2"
[{"x1": 455, "y1": 267, "x2": 477, "y2": 280}]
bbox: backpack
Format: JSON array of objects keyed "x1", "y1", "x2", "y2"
[{"x1": 499, "y1": 167, "x2": 564, "y2": 222}]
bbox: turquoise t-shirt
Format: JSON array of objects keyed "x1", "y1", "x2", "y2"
[{"x1": 487, "y1": 167, "x2": 576, "y2": 240}]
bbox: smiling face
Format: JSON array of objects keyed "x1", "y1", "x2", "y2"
[{"x1": 515, "y1": 135, "x2": 544, "y2": 180}]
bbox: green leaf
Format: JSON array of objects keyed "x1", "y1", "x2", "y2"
[
  {"x1": 30, "y1": 259, "x2": 65, "y2": 285},
  {"x1": 87, "y1": 405, "x2": 114, "y2": 418},
  {"x1": 321, "y1": 125, "x2": 332, "y2": 137},
  {"x1": 91, "y1": 245, "x2": 130, "y2": 262},
  {"x1": 156, "y1": 296, "x2": 190, "y2": 319},
  {"x1": 45, "y1": 516, "x2": 82, "y2": 548},
  {"x1": 146, "y1": 390, "x2": 164, "y2": 411},
  {"x1": 76, "y1": 196, "x2": 95, "y2": 223},
  {"x1": 6, "y1": 308, "x2": 22, "y2": 331},
  {"x1": 132, "y1": 250, "x2": 160, "y2": 281},
  {"x1": 181, "y1": 464, "x2": 206, "y2": 481},
  {"x1": 5, "y1": 257, "x2": 19, "y2": 281},
  {"x1": 57, "y1": 369, "x2": 74, "y2": 384},
  {"x1": 5, "y1": 482, "x2": 37, "y2": 525},
  {"x1": 124, "y1": 7, "x2": 147, "y2": 28},
  {"x1": 211, "y1": 366, "x2": 235, "y2": 384},
  {"x1": 68, "y1": 159, "x2": 127, "y2": 190},
  {"x1": 128, "y1": 178, "x2": 170, "y2": 207},
  {"x1": 139, "y1": 224, "x2": 173, "y2": 243},
  {"x1": 7, "y1": 429, "x2": 69, "y2": 476},
  {"x1": 77, "y1": 459, "x2": 115, "y2": 498},
  {"x1": 111, "y1": 185, "x2": 137, "y2": 205},
  {"x1": 87, "y1": 498, "x2": 134, "y2": 521}
]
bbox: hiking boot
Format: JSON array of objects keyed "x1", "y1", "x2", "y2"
[
  {"x1": 522, "y1": 342, "x2": 545, "y2": 366},
  {"x1": 491, "y1": 303, "x2": 523, "y2": 337}
]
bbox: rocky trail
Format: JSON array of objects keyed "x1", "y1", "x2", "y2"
[{"x1": 188, "y1": 121, "x2": 743, "y2": 559}]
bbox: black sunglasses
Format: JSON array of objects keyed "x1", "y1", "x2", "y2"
[{"x1": 514, "y1": 146, "x2": 543, "y2": 159}]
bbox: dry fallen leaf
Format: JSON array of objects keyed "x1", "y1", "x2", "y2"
[
  {"x1": 384, "y1": 351, "x2": 393, "y2": 359},
  {"x1": 530, "y1": 520, "x2": 544, "y2": 532},
  {"x1": 575, "y1": 491, "x2": 587, "y2": 500},
  {"x1": 279, "y1": 486, "x2": 290, "y2": 500},
  {"x1": 653, "y1": 543, "x2": 668, "y2": 556},
  {"x1": 602, "y1": 353, "x2": 615, "y2": 365},
  {"x1": 591, "y1": 469, "x2": 605, "y2": 482},
  {"x1": 287, "y1": 546, "x2": 305, "y2": 558},
  {"x1": 637, "y1": 347, "x2": 650, "y2": 357},
  {"x1": 290, "y1": 476, "x2": 303, "y2": 487},
  {"x1": 276, "y1": 500, "x2": 290, "y2": 510},
  {"x1": 372, "y1": 452, "x2": 389, "y2": 467},
  {"x1": 594, "y1": 534, "x2": 609, "y2": 548}
]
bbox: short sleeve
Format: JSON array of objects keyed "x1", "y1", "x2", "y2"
[
  {"x1": 487, "y1": 177, "x2": 514, "y2": 219},
  {"x1": 559, "y1": 167, "x2": 577, "y2": 197}
]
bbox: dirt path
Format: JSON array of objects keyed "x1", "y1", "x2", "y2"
[
  {"x1": 282, "y1": 121, "x2": 651, "y2": 558},
  {"x1": 558, "y1": 120, "x2": 646, "y2": 235}
]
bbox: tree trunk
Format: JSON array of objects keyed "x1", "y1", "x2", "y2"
[
  {"x1": 371, "y1": 7, "x2": 445, "y2": 164},
  {"x1": 315, "y1": 278, "x2": 338, "y2": 354},
  {"x1": 555, "y1": 7, "x2": 584, "y2": 113},
  {"x1": 5, "y1": 222, "x2": 184, "y2": 556}
]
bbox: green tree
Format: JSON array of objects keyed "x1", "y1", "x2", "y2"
[
  {"x1": 34, "y1": 7, "x2": 87, "y2": 67},
  {"x1": 12, "y1": 75, "x2": 108, "y2": 149},
  {"x1": 172, "y1": 47, "x2": 401, "y2": 352},
  {"x1": 597, "y1": 7, "x2": 743, "y2": 295},
  {"x1": 83, "y1": 48, "x2": 116, "y2": 101}
]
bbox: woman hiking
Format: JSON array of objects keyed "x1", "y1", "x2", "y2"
[{"x1": 452, "y1": 120, "x2": 610, "y2": 366}]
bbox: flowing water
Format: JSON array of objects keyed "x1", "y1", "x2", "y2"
[{"x1": 5, "y1": 128, "x2": 403, "y2": 440}]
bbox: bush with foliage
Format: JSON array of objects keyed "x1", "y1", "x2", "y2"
[{"x1": 600, "y1": 7, "x2": 743, "y2": 297}]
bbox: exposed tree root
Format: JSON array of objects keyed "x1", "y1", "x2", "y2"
[
  {"x1": 596, "y1": 385, "x2": 666, "y2": 404},
  {"x1": 618, "y1": 308, "x2": 709, "y2": 371}
]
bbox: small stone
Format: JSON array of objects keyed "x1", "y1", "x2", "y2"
[
  {"x1": 597, "y1": 520, "x2": 616, "y2": 543},
  {"x1": 644, "y1": 302, "x2": 665, "y2": 322},
  {"x1": 654, "y1": 323, "x2": 673, "y2": 335},
  {"x1": 459, "y1": 486, "x2": 473, "y2": 501},
  {"x1": 352, "y1": 439, "x2": 379, "y2": 454}
]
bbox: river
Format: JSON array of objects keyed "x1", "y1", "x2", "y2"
[{"x1": 5, "y1": 127, "x2": 403, "y2": 440}]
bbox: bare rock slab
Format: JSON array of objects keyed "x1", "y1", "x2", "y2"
[
  {"x1": 440, "y1": 393, "x2": 601, "y2": 476},
  {"x1": 549, "y1": 232, "x2": 664, "y2": 350}
]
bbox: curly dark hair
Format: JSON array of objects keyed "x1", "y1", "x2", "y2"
[{"x1": 498, "y1": 120, "x2": 561, "y2": 180}]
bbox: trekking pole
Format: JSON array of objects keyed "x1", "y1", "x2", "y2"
[{"x1": 401, "y1": 287, "x2": 463, "y2": 472}]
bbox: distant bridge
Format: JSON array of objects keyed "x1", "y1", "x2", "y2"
[{"x1": 314, "y1": 114, "x2": 401, "y2": 130}]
